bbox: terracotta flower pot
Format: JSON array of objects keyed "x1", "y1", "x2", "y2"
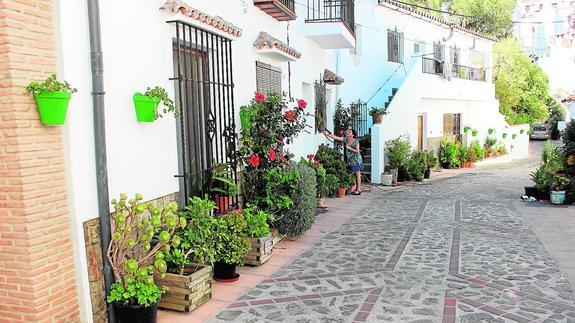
[
  {"x1": 215, "y1": 195, "x2": 231, "y2": 213},
  {"x1": 337, "y1": 188, "x2": 346, "y2": 198}
]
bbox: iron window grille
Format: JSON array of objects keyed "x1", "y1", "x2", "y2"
[
  {"x1": 350, "y1": 100, "x2": 369, "y2": 138},
  {"x1": 387, "y1": 28, "x2": 404, "y2": 63},
  {"x1": 169, "y1": 20, "x2": 238, "y2": 210},
  {"x1": 314, "y1": 79, "x2": 327, "y2": 133}
]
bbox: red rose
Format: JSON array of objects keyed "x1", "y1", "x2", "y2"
[
  {"x1": 297, "y1": 99, "x2": 307, "y2": 109},
  {"x1": 248, "y1": 154, "x2": 260, "y2": 167},
  {"x1": 255, "y1": 92, "x2": 266, "y2": 103},
  {"x1": 284, "y1": 110, "x2": 296, "y2": 121},
  {"x1": 307, "y1": 154, "x2": 315, "y2": 160},
  {"x1": 268, "y1": 149, "x2": 277, "y2": 161}
]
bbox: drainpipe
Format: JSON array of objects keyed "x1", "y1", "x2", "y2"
[{"x1": 86, "y1": 0, "x2": 115, "y2": 321}]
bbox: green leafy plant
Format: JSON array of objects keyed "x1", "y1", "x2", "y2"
[
  {"x1": 488, "y1": 128, "x2": 495, "y2": 135},
  {"x1": 463, "y1": 126, "x2": 470, "y2": 133},
  {"x1": 542, "y1": 140, "x2": 555, "y2": 164},
  {"x1": 165, "y1": 196, "x2": 216, "y2": 275},
  {"x1": 484, "y1": 137, "x2": 497, "y2": 154},
  {"x1": 407, "y1": 150, "x2": 426, "y2": 181},
  {"x1": 530, "y1": 165, "x2": 551, "y2": 191},
  {"x1": 244, "y1": 207, "x2": 270, "y2": 238},
  {"x1": 471, "y1": 141, "x2": 485, "y2": 160},
  {"x1": 213, "y1": 212, "x2": 251, "y2": 265},
  {"x1": 386, "y1": 136, "x2": 411, "y2": 169},
  {"x1": 325, "y1": 174, "x2": 339, "y2": 196},
  {"x1": 440, "y1": 138, "x2": 460, "y2": 168},
  {"x1": 334, "y1": 99, "x2": 352, "y2": 137},
  {"x1": 502, "y1": 133, "x2": 508, "y2": 139},
  {"x1": 25, "y1": 74, "x2": 77, "y2": 96},
  {"x1": 497, "y1": 144, "x2": 507, "y2": 155},
  {"x1": 273, "y1": 161, "x2": 317, "y2": 237},
  {"x1": 106, "y1": 194, "x2": 185, "y2": 306},
  {"x1": 520, "y1": 129, "x2": 525, "y2": 134},
  {"x1": 467, "y1": 146, "x2": 478, "y2": 162},
  {"x1": 425, "y1": 150, "x2": 438, "y2": 169},
  {"x1": 255, "y1": 167, "x2": 299, "y2": 213},
  {"x1": 458, "y1": 144, "x2": 468, "y2": 165},
  {"x1": 142, "y1": 86, "x2": 178, "y2": 119},
  {"x1": 210, "y1": 163, "x2": 238, "y2": 197},
  {"x1": 307, "y1": 160, "x2": 329, "y2": 198},
  {"x1": 472, "y1": 129, "x2": 478, "y2": 137},
  {"x1": 315, "y1": 144, "x2": 349, "y2": 188},
  {"x1": 512, "y1": 134, "x2": 517, "y2": 140}
]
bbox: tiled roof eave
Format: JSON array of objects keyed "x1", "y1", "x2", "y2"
[
  {"x1": 254, "y1": 32, "x2": 302, "y2": 60},
  {"x1": 378, "y1": 0, "x2": 497, "y2": 42},
  {"x1": 160, "y1": 0, "x2": 243, "y2": 38}
]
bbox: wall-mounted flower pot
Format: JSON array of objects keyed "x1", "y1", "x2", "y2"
[
  {"x1": 372, "y1": 114, "x2": 383, "y2": 124},
  {"x1": 337, "y1": 187, "x2": 346, "y2": 198},
  {"x1": 34, "y1": 92, "x2": 71, "y2": 125},
  {"x1": 133, "y1": 93, "x2": 160, "y2": 122},
  {"x1": 471, "y1": 130, "x2": 478, "y2": 137}
]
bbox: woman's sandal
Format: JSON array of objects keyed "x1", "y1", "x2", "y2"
[{"x1": 351, "y1": 191, "x2": 362, "y2": 195}]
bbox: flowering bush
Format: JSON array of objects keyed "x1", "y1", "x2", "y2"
[{"x1": 239, "y1": 92, "x2": 310, "y2": 208}]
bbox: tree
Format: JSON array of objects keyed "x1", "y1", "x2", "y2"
[
  {"x1": 450, "y1": 0, "x2": 516, "y2": 38},
  {"x1": 493, "y1": 38, "x2": 550, "y2": 125},
  {"x1": 400, "y1": 0, "x2": 444, "y2": 17}
]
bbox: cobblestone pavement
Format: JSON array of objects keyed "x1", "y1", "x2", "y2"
[{"x1": 210, "y1": 144, "x2": 575, "y2": 322}]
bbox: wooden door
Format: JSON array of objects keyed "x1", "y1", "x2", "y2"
[{"x1": 417, "y1": 115, "x2": 424, "y2": 150}]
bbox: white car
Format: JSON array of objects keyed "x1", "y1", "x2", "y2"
[{"x1": 530, "y1": 124, "x2": 550, "y2": 140}]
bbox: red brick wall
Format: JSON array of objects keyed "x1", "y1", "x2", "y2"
[{"x1": 0, "y1": 0, "x2": 81, "y2": 321}]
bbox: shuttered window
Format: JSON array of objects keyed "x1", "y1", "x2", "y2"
[
  {"x1": 256, "y1": 61, "x2": 281, "y2": 94},
  {"x1": 451, "y1": 46, "x2": 460, "y2": 65},
  {"x1": 387, "y1": 29, "x2": 404, "y2": 63},
  {"x1": 314, "y1": 81, "x2": 327, "y2": 132},
  {"x1": 443, "y1": 113, "x2": 454, "y2": 136}
]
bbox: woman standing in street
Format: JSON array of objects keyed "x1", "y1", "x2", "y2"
[{"x1": 323, "y1": 129, "x2": 363, "y2": 195}]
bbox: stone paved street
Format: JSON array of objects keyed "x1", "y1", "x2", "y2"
[{"x1": 210, "y1": 142, "x2": 575, "y2": 322}]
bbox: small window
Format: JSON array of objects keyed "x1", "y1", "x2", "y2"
[
  {"x1": 387, "y1": 29, "x2": 404, "y2": 63},
  {"x1": 256, "y1": 61, "x2": 281, "y2": 94},
  {"x1": 414, "y1": 42, "x2": 421, "y2": 53}
]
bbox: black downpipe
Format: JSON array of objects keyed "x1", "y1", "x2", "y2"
[{"x1": 86, "y1": 0, "x2": 115, "y2": 321}]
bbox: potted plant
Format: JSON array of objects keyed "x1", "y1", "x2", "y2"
[
  {"x1": 502, "y1": 133, "x2": 508, "y2": 139},
  {"x1": 386, "y1": 136, "x2": 411, "y2": 183},
  {"x1": 315, "y1": 165, "x2": 329, "y2": 206},
  {"x1": 529, "y1": 165, "x2": 551, "y2": 200},
  {"x1": 106, "y1": 193, "x2": 185, "y2": 322},
  {"x1": 471, "y1": 141, "x2": 485, "y2": 160},
  {"x1": 458, "y1": 144, "x2": 468, "y2": 168},
  {"x1": 133, "y1": 86, "x2": 177, "y2": 122},
  {"x1": 210, "y1": 163, "x2": 238, "y2": 214},
  {"x1": 512, "y1": 134, "x2": 517, "y2": 140},
  {"x1": 213, "y1": 211, "x2": 251, "y2": 281},
  {"x1": 325, "y1": 174, "x2": 339, "y2": 197},
  {"x1": 472, "y1": 129, "x2": 478, "y2": 137},
  {"x1": 520, "y1": 129, "x2": 525, "y2": 135},
  {"x1": 463, "y1": 126, "x2": 470, "y2": 134},
  {"x1": 243, "y1": 207, "x2": 273, "y2": 265},
  {"x1": 25, "y1": 74, "x2": 77, "y2": 125},
  {"x1": 159, "y1": 197, "x2": 216, "y2": 312},
  {"x1": 483, "y1": 137, "x2": 497, "y2": 158},
  {"x1": 369, "y1": 107, "x2": 388, "y2": 124},
  {"x1": 440, "y1": 138, "x2": 460, "y2": 169},
  {"x1": 424, "y1": 151, "x2": 438, "y2": 179},
  {"x1": 550, "y1": 173, "x2": 570, "y2": 205},
  {"x1": 381, "y1": 172, "x2": 394, "y2": 185},
  {"x1": 466, "y1": 146, "x2": 478, "y2": 167},
  {"x1": 488, "y1": 128, "x2": 495, "y2": 135},
  {"x1": 407, "y1": 150, "x2": 426, "y2": 182}
]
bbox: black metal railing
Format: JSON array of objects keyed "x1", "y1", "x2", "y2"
[
  {"x1": 306, "y1": 0, "x2": 355, "y2": 35},
  {"x1": 350, "y1": 100, "x2": 368, "y2": 137},
  {"x1": 278, "y1": 0, "x2": 295, "y2": 13},
  {"x1": 422, "y1": 57, "x2": 443, "y2": 75},
  {"x1": 170, "y1": 21, "x2": 238, "y2": 211},
  {"x1": 451, "y1": 64, "x2": 486, "y2": 81}
]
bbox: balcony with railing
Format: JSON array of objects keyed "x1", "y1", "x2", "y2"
[
  {"x1": 451, "y1": 64, "x2": 486, "y2": 81},
  {"x1": 303, "y1": 0, "x2": 355, "y2": 49},
  {"x1": 254, "y1": 0, "x2": 296, "y2": 21}
]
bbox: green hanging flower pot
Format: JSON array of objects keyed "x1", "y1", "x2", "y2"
[
  {"x1": 472, "y1": 129, "x2": 478, "y2": 137},
  {"x1": 239, "y1": 109, "x2": 253, "y2": 130},
  {"x1": 133, "y1": 93, "x2": 160, "y2": 122},
  {"x1": 34, "y1": 91, "x2": 72, "y2": 125}
]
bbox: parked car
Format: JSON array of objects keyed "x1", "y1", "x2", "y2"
[{"x1": 530, "y1": 124, "x2": 550, "y2": 140}]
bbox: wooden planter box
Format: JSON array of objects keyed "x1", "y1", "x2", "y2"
[
  {"x1": 245, "y1": 233, "x2": 274, "y2": 266},
  {"x1": 270, "y1": 227, "x2": 284, "y2": 247},
  {"x1": 155, "y1": 264, "x2": 212, "y2": 312}
]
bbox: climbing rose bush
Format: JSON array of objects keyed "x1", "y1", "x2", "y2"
[{"x1": 239, "y1": 92, "x2": 310, "y2": 210}]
